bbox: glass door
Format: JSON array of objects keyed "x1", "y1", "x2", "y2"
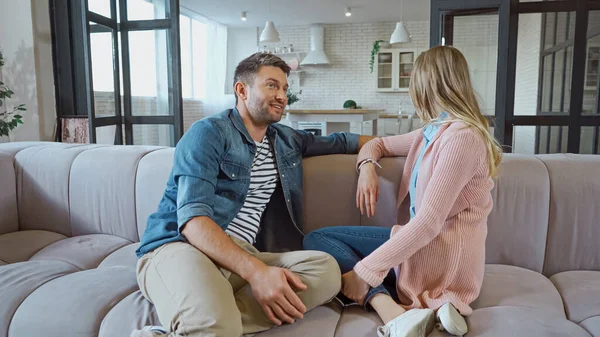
[
  {"x1": 84, "y1": 0, "x2": 182, "y2": 146},
  {"x1": 441, "y1": 9, "x2": 500, "y2": 118}
]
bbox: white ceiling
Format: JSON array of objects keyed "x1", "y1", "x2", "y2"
[{"x1": 180, "y1": 0, "x2": 430, "y2": 28}]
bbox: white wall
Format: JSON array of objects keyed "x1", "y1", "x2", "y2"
[
  {"x1": 226, "y1": 28, "x2": 259, "y2": 95},
  {"x1": 0, "y1": 0, "x2": 39, "y2": 141},
  {"x1": 0, "y1": 0, "x2": 55, "y2": 142}
]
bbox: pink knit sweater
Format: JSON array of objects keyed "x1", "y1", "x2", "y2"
[{"x1": 353, "y1": 121, "x2": 494, "y2": 315}]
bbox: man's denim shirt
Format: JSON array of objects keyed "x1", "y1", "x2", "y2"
[{"x1": 136, "y1": 108, "x2": 359, "y2": 258}]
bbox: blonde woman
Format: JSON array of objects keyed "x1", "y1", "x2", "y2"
[{"x1": 303, "y1": 46, "x2": 502, "y2": 337}]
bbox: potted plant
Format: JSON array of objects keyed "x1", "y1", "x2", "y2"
[
  {"x1": 0, "y1": 50, "x2": 26, "y2": 142},
  {"x1": 286, "y1": 89, "x2": 301, "y2": 107},
  {"x1": 369, "y1": 40, "x2": 390, "y2": 73}
]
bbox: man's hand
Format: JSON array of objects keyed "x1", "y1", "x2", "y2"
[
  {"x1": 356, "y1": 163, "x2": 379, "y2": 217},
  {"x1": 341, "y1": 270, "x2": 370, "y2": 306},
  {"x1": 248, "y1": 265, "x2": 308, "y2": 325}
]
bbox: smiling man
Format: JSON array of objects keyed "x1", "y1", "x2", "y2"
[{"x1": 133, "y1": 52, "x2": 373, "y2": 337}]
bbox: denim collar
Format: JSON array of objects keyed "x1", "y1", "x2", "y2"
[{"x1": 230, "y1": 107, "x2": 277, "y2": 145}]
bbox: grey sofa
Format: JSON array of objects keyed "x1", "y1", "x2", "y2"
[{"x1": 0, "y1": 141, "x2": 599, "y2": 337}]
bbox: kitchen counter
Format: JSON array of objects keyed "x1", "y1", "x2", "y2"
[
  {"x1": 286, "y1": 109, "x2": 384, "y2": 114},
  {"x1": 285, "y1": 109, "x2": 383, "y2": 135}
]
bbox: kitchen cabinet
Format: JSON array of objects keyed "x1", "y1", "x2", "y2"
[{"x1": 374, "y1": 48, "x2": 420, "y2": 93}]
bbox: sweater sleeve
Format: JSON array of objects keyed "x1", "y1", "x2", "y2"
[
  {"x1": 353, "y1": 130, "x2": 485, "y2": 287},
  {"x1": 355, "y1": 129, "x2": 422, "y2": 171}
]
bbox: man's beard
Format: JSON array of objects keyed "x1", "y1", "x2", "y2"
[{"x1": 247, "y1": 98, "x2": 280, "y2": 126}]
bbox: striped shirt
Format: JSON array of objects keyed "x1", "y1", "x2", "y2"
[{"x1": 226, "y1": 136, "x2": 279, "y2": 244}]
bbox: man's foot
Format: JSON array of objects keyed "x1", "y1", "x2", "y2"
[
  {"x1": 129, "y1": 326, "x2": 168, "y2": 337},
  {"x1": 376, "y1": 308, "x2": 435, "y2": 337},
  {"x1": 435, "y1": 303, "x2": 468, "y2": 336}
]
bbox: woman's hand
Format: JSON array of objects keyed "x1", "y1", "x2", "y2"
[
  {"x1": 356, "y1": 163, "x2": 379, "y2": 217},
  {"x1": 341, "y1": 270, "x2": 370, "y2": 305}
]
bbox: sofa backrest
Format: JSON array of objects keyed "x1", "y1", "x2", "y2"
[
  {"x1": 540, "y1": 154, "x2": 600, "y2": 276},
  {"x1": 301, "y1": 154, "x2": 552, "y2": 274},
  {"x1": 0, "y1": 151, "x2": 18, "y2": 236},
  {"x1": 1, "y1": 142, "x2": 598, "y2": 276}
]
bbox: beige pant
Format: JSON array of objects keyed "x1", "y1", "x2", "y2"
[{"x1": 136, "y1": 237, "x2": 342, "y2": 337}]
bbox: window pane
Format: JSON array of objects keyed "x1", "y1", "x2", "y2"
[
  {"x1": 192, "y1": 19, "x2": 207, "y2": 99},
  {"x1": 90, "y1": 24, "x2": 116, "y2": 117},
  {"x1": 544, "y1": 13, "x2": 556, "y2": 50},
  {"x1": 87, "y1": 0, "x2": 111, "y2": 18},
  {"x1": 513, "y1": 126, "x2": 569, "y2": 154},
  {"x1": 133, "y1": 124, "x2": 173, "y2": 146},
  {"x1": 180, "y1": 15, "x2": 192, "y2": 99},
  {"x1": 447, "y1": 13, "x2": 499, "y2": 116},
  {"x1": 513, "y1": 126, "x2": 538, "y2": 154},
  {"x1": 584, "y1": 10, "x2": 600, "y2": 115},
  {"x1": 515, "y1": 13, "x2": 543, "y2": 116},
  {"x1": 96, "y1": 125, "x2": 118, "y2": 144},
  {"x1": 128, "y1": 29, "x2": 170, "y2": 116},
  {"x1": 127, "y1": 0, "x2": 166, "y2": 21},
  {"x1": 541, "y1": 55, "x2": 552, "y2": 112},
  {"x1": 580, "y1": 127, "x2": 599, "y2": 154},
  {"x1": 551, "y1": 49, "x2": 567, "y2": 113}
]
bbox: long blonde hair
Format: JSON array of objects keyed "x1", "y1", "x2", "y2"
[{"x1": 409, "y1": 45, "x2": 503, "y2": 177}]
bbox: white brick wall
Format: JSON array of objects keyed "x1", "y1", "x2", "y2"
[{"x1": 256, "y1": 22, "x2": 429, "y2": 115}]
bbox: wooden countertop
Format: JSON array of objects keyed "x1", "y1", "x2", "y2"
[
  {"x1": 379, "y1": 113, "x2": 413, "y2": 118},
  {"x1": 286, "y1": 109, "x2": 384, "y2": 115}
]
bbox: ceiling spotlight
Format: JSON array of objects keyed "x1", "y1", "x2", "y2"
[
  {"x1": 241, "y1": 11, "x2": 247, "y2": 21},
  {"x1": 345, "y1": 7, "x2": 351, "y2": 17}
]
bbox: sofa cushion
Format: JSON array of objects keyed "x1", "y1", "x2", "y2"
[
  {"x1": 472, "y1": 264, "x2": 565, "y2": 317},
  {"x1": 29, "y1": 234, "x2": 131, "y2": 270},
  {"x1": 0, "y1": 260, "x2": 78, "y2": 337},
  {"x1": 15, "y1": 143, "x2": 102, "y2": 236},
  {"x1": 0, "y1": 230, "x2": 67, "y2": 264},
  {"x1": 581, "y1": 316, "x2": 600, "y2": 337},
  {"x1": 69, "y1": 146, "x2": 161, "y2": 241},
  {"x1": 484, "y1": 155, "x2": 550, "y2": 273},
  {"x1": 0, "y1": 152, "x2": 18, "y2": 236},
  {"x1": 9, "y1": 267, "x2": 138, "y2": 337},
  {"x1": 0, "y1": 141, "x2": 52, "y2": 156},
  {"x1": 257, "y1": 301, "x2": 342, "y2": 337},
  {"x1": 135, "y1": 148, "x2": 174, "y2": 239},
  {"x1": 99, "y1": 290, "x2": 159, "y2": 337},
  {"x1": 98, "y1": 242, "x2": 139, "y2": 271},
  {"x1": 466, "y1": 307, "x2": 591, "y2": 336},
  {"x1": 550, "y1": 271, "x2": 600, "y2": 323},
  {"x1": 540, "y1": 154, "x2": 600, "y2": 276},
  {"x1": 334, "y1": 305, "x2": 383, "y2": 337}
]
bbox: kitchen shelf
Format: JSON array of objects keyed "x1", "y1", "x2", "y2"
[{"x1": 374, "y1": 48, "x2": 420, "y2": 92}]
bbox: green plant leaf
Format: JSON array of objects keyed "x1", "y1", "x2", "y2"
[
  {"x1": 17, "y1": 119, "x2": 23, "y2": 124},
  {"x1": 14, "y1": 114, "x2": 22, "y2": 119}
]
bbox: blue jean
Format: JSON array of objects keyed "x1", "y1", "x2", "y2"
[{"x1": 302, "y1": 226, "x2": 397, "y2": 310}]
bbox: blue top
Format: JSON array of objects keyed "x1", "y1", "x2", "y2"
[
  {"x1": 409, "y1": 113, "x2": 447, "y2": 218},
  {"x1": 135, "y1": 108, "x2": 359, "y2": 258}
]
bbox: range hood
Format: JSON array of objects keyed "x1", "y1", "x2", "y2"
[{"x1": 301, "y1": 25, "x2": 330, "y2": 65}]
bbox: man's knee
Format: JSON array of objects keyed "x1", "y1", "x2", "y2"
[
  {"x1": 301, "y1": 251, "x2": 342, "y2": 303},
  {"x1": 316, "y1": 252, "x2": 342, "y2": 297}
]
